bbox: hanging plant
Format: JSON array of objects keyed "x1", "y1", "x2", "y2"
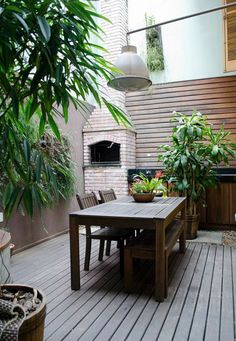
[{"x1": 145, "y1": 14, "x2": 164, "y2": 72}]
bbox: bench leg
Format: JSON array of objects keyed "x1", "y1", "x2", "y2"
[
  {"x1": 105, "y1": 240, "x2": 111, "y2": 256},
  {"x1": 165, "y1": 252, "x2": 168, "y2": 298},
  {"x1": 84, "y1": 237, "x2": 92, "y2": 271},
  {"x1": 179, "y1": 231, "x2": 186, "y2": 254},
  {"x1": 124, "y1": 248, "x2": 133, "y2": 292},
  {"x1": 119, "y1": 240, "x2": 124, "y2": 275},
  {"x1": 98, "y1": 240, "x2": 105, "y2": 261}
]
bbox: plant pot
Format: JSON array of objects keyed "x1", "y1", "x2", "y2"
[
  {"x1": 0, "y1": 230, "x2": 11, "y2": 283},
  {"x1": 2, "y1": 284, "x2": 46, "y2": 341},
  {"x1": 132, "y1": 193, "x2": 156, "y2": 202},
  {"x1": 185, "y1": 214, "x2": 199, "y2": 240}
]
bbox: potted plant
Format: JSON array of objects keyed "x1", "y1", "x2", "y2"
[
  {"x1": 130, "y1": 172, "x2": 167, "y2": 202},
  {"x1": 158, "y1": 111, "x2": 236, "y2": 239}
]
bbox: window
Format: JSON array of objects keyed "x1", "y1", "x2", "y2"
[{"x1": 224, "y1": 0, "x2": 236, "y2": 71}]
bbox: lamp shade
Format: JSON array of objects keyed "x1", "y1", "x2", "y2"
[{"x1": 107, "y1": 45, "x2": 152, "y2": 91}]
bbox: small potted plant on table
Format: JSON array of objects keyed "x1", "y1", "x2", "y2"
[
  {"x1": 159, "y1": 111, "x2": 236, "y2": 239},
  {"x1": 130, "y1": 172, "x2": 167, "y2": 202}
]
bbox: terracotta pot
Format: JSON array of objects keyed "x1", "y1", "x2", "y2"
[
  {"x1": 132, "y1": 192, "x2": 155, "y2": 202},
  {"x1": 2, "y1": 284, "x2": 46, "y2": 341},
  {"x1": 185, "y1": 214, "x2": 199, "y2": 240}
]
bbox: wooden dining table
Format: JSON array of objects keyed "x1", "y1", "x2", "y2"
[{"x1": 69, "y1": 196, "x2": 186, "y2": 302}]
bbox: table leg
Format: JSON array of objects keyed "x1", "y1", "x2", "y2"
[
  {"x1": 70, "y1": 215, "x2": 80, "y2": 290},
  {"x1": 155, "y1": 221, "x2": 165, "y2": 302},
  {"x1": 180, "y1": 204, "x2": 186, "y2": 253}
]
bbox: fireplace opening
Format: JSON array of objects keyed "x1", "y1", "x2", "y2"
[{"x1": 90, "y1": 140, "x2": 120, "y2": 165}]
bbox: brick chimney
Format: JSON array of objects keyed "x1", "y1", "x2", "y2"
[{"x1": 83, "y1": 0, "x2": 136, "y2": 197}]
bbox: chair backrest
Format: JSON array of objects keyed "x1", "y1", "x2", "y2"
[
  {"x1": 76, "y1": 192, "x2": 99, "y2": 210},
  {"x1": 99, "y1": 189, "x2": 117, "y2": 203}
]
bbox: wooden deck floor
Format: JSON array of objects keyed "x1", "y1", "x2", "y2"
[{"x1": 11, "y1": 233, "x2": 236, "y2": 341}]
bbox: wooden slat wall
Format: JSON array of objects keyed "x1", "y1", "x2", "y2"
[{"x1": 126, "y1": 76, "x2": 236, "y2": 168}]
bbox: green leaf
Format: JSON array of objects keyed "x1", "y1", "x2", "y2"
[
  {"x1": 3, "y1": 183, "x2": 13, "y2": 207},
  {"x1": 5, "y1": 5, "x2": 22, "y2": 12},
  {"x1": 14, "y1": 13, "x2": 29, "y2": 32},
  {"x1": 35, "y1": 154, "x2": 42, "y2": 182},
  {"x1": 22, "y1": 187, "x2": 33, "y2": 217},
  {"x1": 187, "y1": 125, "x2": 193, "y2": 136},
  {"x1": 11, "y1": 91, "x2": 19, "y2": 117},
  {"x1": 37, "y1": 16, "x2": 51, "y2": 42},
  {"x1": 39, "y1": 113, "x2": 46, "y2": 136},
  {"x1": 23, "y1": 139, "x2": 31, "y2": 164},
  {"x1": 48, "y1": 115, "x2": 61, "y2": 140},
  {"x1": 102, "y1": 98, "x2": 132, "y2": 127},
  {"x1": 4, "y1": 186, "x2": 21, "y2": 218},
  {"x1": 181, "y1": 155, "x2": 187, "y2": 166},
  {"x1": 212, "y1": 145, "x2": 219, "y2": 156}
]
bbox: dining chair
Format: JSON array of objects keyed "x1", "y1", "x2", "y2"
[
  {"x1": 99, "y1": 189, "x2": 117, "y2": 256},
  {"x1": 76, "y1": 192, "x2": 132, "y2": 272},
  {"x1": 99, "y1": 188, "x2": 117, "y2": 203},
  {"x1": 99, "y1": 189, "x2": 136, "y2": 256},
  {"x1": 123, "y1": 219, "x2": 186, "y2": 297}
]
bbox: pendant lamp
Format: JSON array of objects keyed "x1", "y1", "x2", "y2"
[{"x1": 107, "y1": 45, "x2": 152, "y2": 91}]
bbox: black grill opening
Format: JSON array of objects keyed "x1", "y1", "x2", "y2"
[{"x1": 90, "y1": 140, "x2": 120, "y2": 165}]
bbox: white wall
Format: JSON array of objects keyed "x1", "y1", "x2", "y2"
[{"x1": 128, "y1": 0, "x2": 236, "y2": 84}]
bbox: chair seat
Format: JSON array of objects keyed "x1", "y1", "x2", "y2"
[{"x1": 91, "y1": 227, "x2": 133, "y2": 239}]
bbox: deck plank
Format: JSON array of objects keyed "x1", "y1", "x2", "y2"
[
  {"x1": 172, "y1": 244, "x2": 209, "y2": 341},
  {"x1": 231, "y1": 247, "x2": 236, "y2": 339},
  {"x1": 204, "y1": 245, "x2": 223, "y2": 341},
  {"x1": 220, "y1": 247, "x2": 235, "y2": 341},
  {"x1": 141, "y1": 243, "x2": 196, "y2": 341},
  {"x1": 188, "y1": 245, "x2": 217, "y2": 341},
  {"x1": 10, "y1": 233, "x2": 236, "y2": 341}
]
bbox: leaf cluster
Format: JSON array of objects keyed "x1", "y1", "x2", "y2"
[
  {"x1": 145, "y1": 14, "x2": 164, "y2": 72},
  {"x1": 0, "y1": 107, "x2": 75, "y2": 219},
  {"x1": 0, "y1": 0, "x2": 131, "y2": 133},
  {"x1": 158, "y1": 111, "x2": 236, "y2": 214},
  {"x1": 131, "y1": 172, "x2": 166, "y2": 195}
]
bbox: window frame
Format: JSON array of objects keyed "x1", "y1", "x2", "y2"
[{"x1": 224, "y1": 1, "x2": 236, "y2": 72}]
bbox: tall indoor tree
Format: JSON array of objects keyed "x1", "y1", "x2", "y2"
[{"x1": 0, "y1": 0, "x2": 130, "y2": 217}]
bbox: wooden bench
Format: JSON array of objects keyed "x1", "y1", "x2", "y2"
[{"x1": 124, "y1": 219, "x2": 186, "y2": 297}]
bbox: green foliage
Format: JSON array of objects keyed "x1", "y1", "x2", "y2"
[
  {"x1": 0, "y1": 108, "x2": 75, "y2": 219},
  {"x1": 158, "y1": 111, "x2": 236, "y2": 215},
  {"x1": 0, "y1": 0, "x2": 132, "y2": 219},
  {"x1": 0, "y1": 0, "x2": 131, "y2": 129},
  {"x1": 131, "y1": 172, "x2": 167, "y2": 195},
  {"x1": 145, "y1": 14, "x2": 164, "y2": 72}
]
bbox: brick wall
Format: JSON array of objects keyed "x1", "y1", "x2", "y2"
[{"x1": 83, "y1": 0, "x2": 136, "y2": 197}]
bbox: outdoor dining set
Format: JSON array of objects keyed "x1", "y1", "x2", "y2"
[{"x1": 69, "y1": 189, "x2": 186, "y2": 302}]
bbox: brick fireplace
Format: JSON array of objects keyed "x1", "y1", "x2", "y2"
[{"x1": 83, "y1": 0, "x2": 136, "y2": 197}]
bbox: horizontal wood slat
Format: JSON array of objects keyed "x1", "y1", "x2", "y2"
[{"x1": 126, "y1": 76, "x2": 236, "y2": 168}]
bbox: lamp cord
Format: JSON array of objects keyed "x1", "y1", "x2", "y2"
[{"x1": 127, "y1": 2, "x2": 236, "y2": 36}]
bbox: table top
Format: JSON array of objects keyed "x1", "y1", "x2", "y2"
[{"x1": 70, "y1": 196, "x2": 186, "y2": 221}]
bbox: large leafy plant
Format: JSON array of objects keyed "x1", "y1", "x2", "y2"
[
  {"x1": 0, "y1": 0, "x2": 131, "y2": 218},
  {"x1": 0, "y1": 0, "x2": 130, "y2": 128},
  {"x1": 159, "y1": 111, "x2": 236, "y2": 216},
  {"x1": 0, "y1": 107, "x2": 75, "y2": 218}
]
